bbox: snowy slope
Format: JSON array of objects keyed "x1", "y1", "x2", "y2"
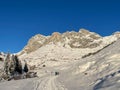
[{"x1": 57, "y1": 39, "x2": 120, "y2": 90}]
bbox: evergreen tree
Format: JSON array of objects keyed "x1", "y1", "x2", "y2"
[
  {"x1": 9, "y1": 55, "x2": 15, "y2": 75},
  {"x1": 24, "y1": 61, "x2": 28, "y2": 73},
  {"x1": 4, "y1": 53, "x2": 11, "y2": 75},
  {"x1": 14, "y1": 55, "x2": 22, "y2": 74}
]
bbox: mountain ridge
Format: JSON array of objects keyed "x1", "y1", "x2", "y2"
[
  {"x1": 19, "y1": 29, "x2": 120, "y2": 55},
  {"x1": 18, "y1": 29, "x2": 120, "y2": 68}
]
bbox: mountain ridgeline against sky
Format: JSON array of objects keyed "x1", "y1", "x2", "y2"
[{"x1": 19, "y1": 29, "x2": 120, "y2": 55}]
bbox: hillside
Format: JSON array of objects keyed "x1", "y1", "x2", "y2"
[{"x1": 18, "y1": 29, "x2": 120, "y2": 68}]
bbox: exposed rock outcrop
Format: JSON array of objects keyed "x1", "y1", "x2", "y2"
[{"x1": 19, "y1": 29, "x2": 105, "y2": 54}]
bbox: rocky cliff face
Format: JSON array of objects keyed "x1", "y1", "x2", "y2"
[
  {"x1": 19, "y1": 29, "x2": 112, "y2": 55},
  {"x1": 20, "y1": 34, "x2": 48, "y2": 54}
]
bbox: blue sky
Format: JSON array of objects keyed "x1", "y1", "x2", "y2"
[{"x1": 0, "y1": 0, "x2": 120, "y2": 53}]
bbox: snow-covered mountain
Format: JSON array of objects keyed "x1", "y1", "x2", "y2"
[
  {"x1": 18, "y1": 29, "x2": 120, "y2": 68},
  {"x1": 19, "y1": 29, "x2": 108, "y2": 54},
  {"x1": 1, "y1": 29, "x2": 120, "y2": 90}
]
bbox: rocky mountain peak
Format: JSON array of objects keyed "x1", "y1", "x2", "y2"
[
  {"x1": 19, "y1": 29, "x2": 120, "y2": 55},
  {"x1": 79, "y1": 28, "x2": 101, "y2": 38},
  {"x1": 49, "y1": 32, "x2": 62, "y2": 43},
  {"x1": 79, "y1": 28, "x2": 91, "y2": 34},
  {"x1": 20, "y1": 34, "x2": 47, "y2": 54},
  {"x1": 113, "y1": 31, "x2": 120, "y2": 38}
]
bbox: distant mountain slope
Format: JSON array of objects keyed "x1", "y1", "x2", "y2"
[
  {"x1": 18, "y1": 29, "x2": 120, "y2": 67},
  {"x1": 58, "y1": 38, "x2": 120, "y2": 90},
  {"x1": 19, "y1": 29, "x2": 103, "y2": 54}
]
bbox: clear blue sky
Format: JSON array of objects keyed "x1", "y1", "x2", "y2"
[{"x1": 0, "y1": 0, "x2": 120, "y2": 53}]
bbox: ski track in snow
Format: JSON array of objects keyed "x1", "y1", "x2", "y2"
[{"x1": 34, "y1": 75, "x2": 67, "y2": 90}]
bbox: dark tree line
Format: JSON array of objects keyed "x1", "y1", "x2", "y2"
[
  {"x1": 0, "y1": 53, "x2": 37, "y2": 81},
  {"x1": 3, "y1": 53, "x2": 29, "y2": 79}
]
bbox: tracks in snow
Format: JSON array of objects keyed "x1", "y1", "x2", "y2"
[{"x1": 34, "y1": 75, "x2": 67, "y2": 90}]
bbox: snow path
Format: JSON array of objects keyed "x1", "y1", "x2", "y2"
[
  {"x1": 0, "y1": 75, "x2": 67, "y2": 90},
  {"x1": 34, "y1": 75, "x2": 67, "y2": 90}
]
